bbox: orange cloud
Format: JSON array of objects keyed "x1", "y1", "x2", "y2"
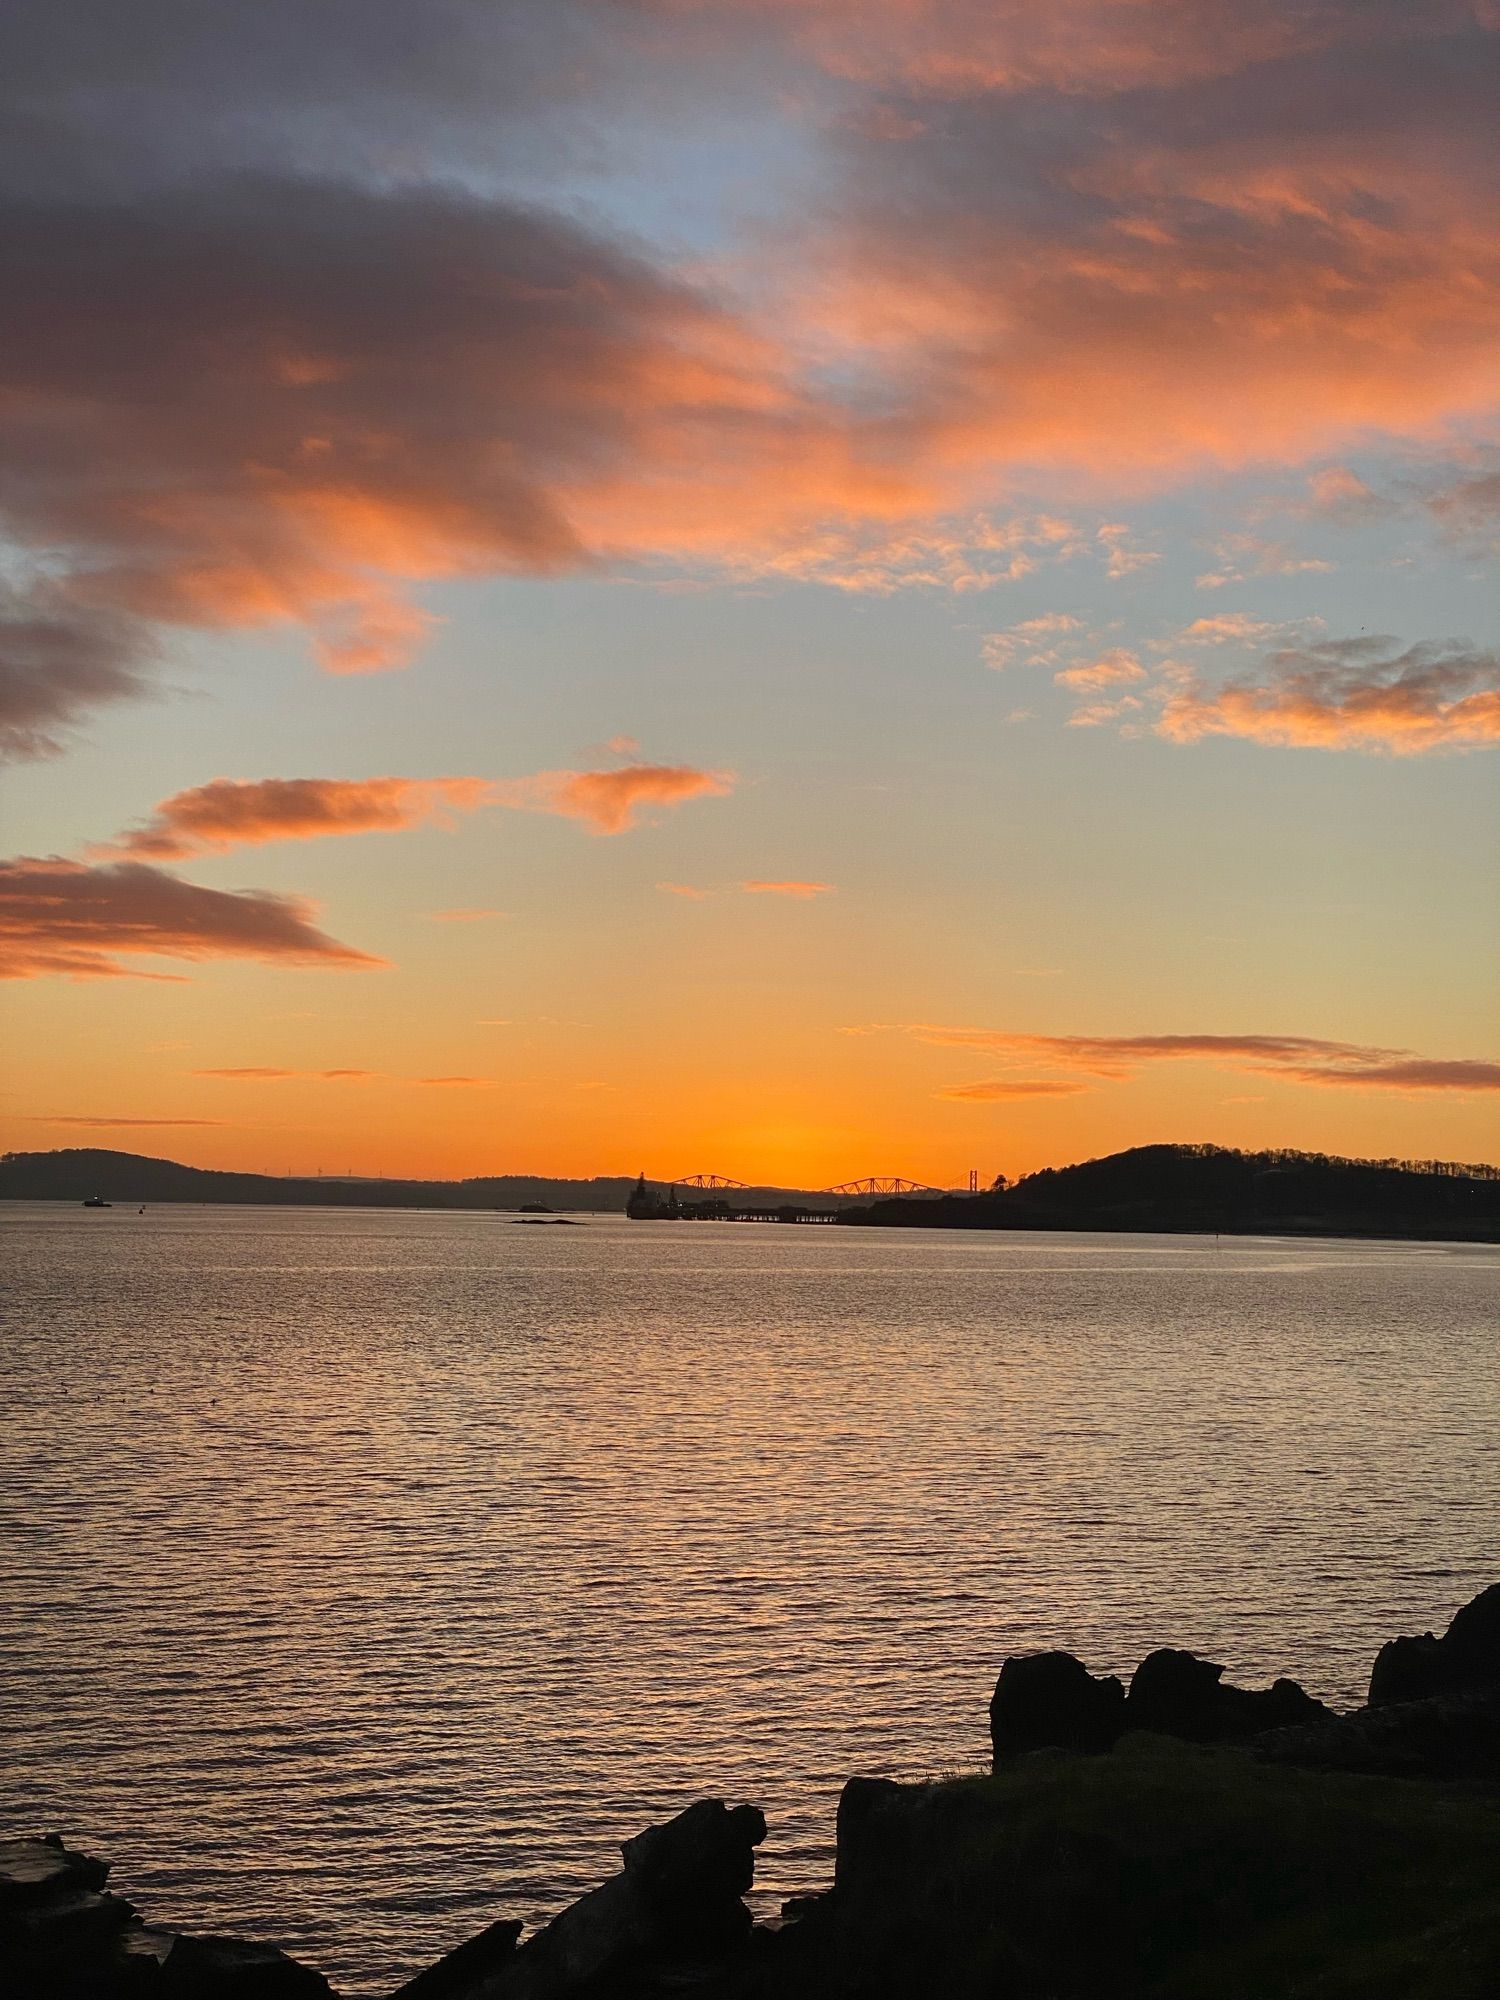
[
  {"x1": 805, "y1": 20, "x2": 1500, "y2": 490},
  {"x1": 657, "y1": 881, "x2": 712, "y2": 898},
  {"x1": 0, "y1": 180, "x2": 920, "y2": 745},
  {"x1": 1156, "y1": 640, "x2": 1500, "y2": 753},
  {"x1": 415, "y1": 1075, "x2": 499, "y2": 1088},
  {"x1": 0, "y1": 857, "x2": 382, "y2": 980},
  {"x1": 1053, "y1": 648, "x2": 1147, "y2": 694},
  {"x1": 883, "y1": 1024, "x2": 1500, "y2": 1094},
  {"x1": 108, "y1": 775, "x2": 493, "y2": 860},
  {"x1": 740, "y1": 879, "x2": 836, "y2": 897},
  {"x1": 495, "y1": 762, "x2": 735, "y2": 833},
  {"x1": 2, "y1": 3, "x2": 1494, "y2": 764},
  {"x1": 423, "y1": 907, "x2": 508, "y2": 922}
]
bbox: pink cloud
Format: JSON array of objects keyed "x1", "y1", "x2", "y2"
[
  {"x1": 887, "y1": 1024, "x2": 1500, "y2": 1094},
  {"x1": 1156, "y1": 639, "x2": 1500, "y2": 753}
]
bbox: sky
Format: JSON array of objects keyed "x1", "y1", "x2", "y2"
[{"x1": 1, "y1": 0, "x2": 1497, "y2": 1187}]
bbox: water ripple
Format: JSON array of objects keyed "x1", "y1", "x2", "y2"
[{"x1": 1, "y1": 1205, "x2": 1496, "y2": 1994}]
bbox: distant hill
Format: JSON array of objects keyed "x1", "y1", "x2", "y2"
[
  {"x1": 842, "y1": 1143, "x2": 1500, "y2": 1242},
  {"x1": 0, "y1": 1149, "x2": 858, "y2": 1214}
]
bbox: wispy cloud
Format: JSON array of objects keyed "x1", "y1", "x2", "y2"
[
  {"x1": 194, "y1": 1066, "x2": 499, "y2": 1088},
  {"x1": 1197, "y1": 535, "x2": 1335, "y2": 590},
  {"x1": 656, "y1": 877, "x2": 837, "y2": 899},
  {"x1": 863, "y1": 1024, "x2": 1500, "y2": 1096},
  {"x1": 739, "y1": 879, "x2": 836, "y2": 898},
  {"x1": 423, "y1": 906, "x2": 508, "y2": 922},
  {"x1": 733, "y1": 513, "x2": 1082, "y2": 593},
  {"x1": 1097, "y1": 523, "x2": 1159, "y2": 579},
  {"x1": 0, "y1": 858, "x2": 382, "y2": 980},
  {"x1": 196, "y1": 1066, "x2": 380, "y2": 1081},
  {"x1": 1053, "y1": 649, "x2": 1147, "y2": 694},
  {"x1": 938, "y1": 1078, "x2": 1088, "y2": 1100},
  {"x1": 983, "y1": 613, "x2": 1083, "y2": 670}
]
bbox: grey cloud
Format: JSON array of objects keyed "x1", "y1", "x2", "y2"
[{"x1": 0, "y1": 593, "x2": 156, "y2": 760}]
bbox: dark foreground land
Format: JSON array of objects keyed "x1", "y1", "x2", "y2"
[
  {"x1": 4, "y1": 1143, "x2": 1499, "y2": 1241},
  {"x1": 6, "y1": 1585, "x2": 1499, "y2": 1999}
]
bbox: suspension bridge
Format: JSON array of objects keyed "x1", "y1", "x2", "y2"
[{"x1": 670, "y1": 1172, "x2": 943, "y2": 1196}]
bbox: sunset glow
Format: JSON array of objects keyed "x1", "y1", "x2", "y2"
[{"x1": 3, "y1": 0, "x2": 1497, "y2": 1182}]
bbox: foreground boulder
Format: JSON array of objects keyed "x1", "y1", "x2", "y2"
[
  {"x1": 768, "y1": 1737, "x2": 1500, "y2": 1999},
  {"x1": 989, "y1": 1651, "x2": 1126, "y2": 1759},
  {"x1": 405, "y1": 1797, "x2": 766, "y2": 2000},
  {"x1": 989, "y1": 1646, "x2": 1330, "y2": 1761},
  {"x1": 0, "y1": 1834, "x2": 335, "y2": 1999},
  {"x1": 389, "y1": 1917, "x2": 522, "y2": 2000},
  {"x1": 1126, "y1": 1649, "x2": 1333, "y2": 1742}
]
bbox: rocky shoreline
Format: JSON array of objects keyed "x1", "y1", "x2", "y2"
[{"x1": 6, "y1": 1585, "x2": 1498, "y2": 1999}]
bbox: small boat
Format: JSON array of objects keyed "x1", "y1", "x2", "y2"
[{"x1": 82, "y1": 1195, "x2": 111, "y2": 1208}]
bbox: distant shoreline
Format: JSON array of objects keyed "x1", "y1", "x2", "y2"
[{"x1": 3, "y1": 1142, "x2": 1496, "y2": 1243}]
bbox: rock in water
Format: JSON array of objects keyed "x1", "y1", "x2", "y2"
[
  {"x1": 1370, "y1": 1583, "x2": 1500, "y2": 1705},
  {"x1": 989, "y1": 1651, "x2": 1126, "y2": 1760}
]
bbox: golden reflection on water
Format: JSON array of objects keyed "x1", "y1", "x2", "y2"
[{"x1": 2, "y1": 1206, "x2": 1496, "y2": 1995}]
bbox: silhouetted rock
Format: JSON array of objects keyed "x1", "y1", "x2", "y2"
[
  {"x1": 154, "y1": 1933, "x2": 334, "y2": 1996},
  {"x1": 752, "y1": 1737, "x2": 1500, "y2": 2000},
  {"x1": 0, "y1": 1836, "x2": 336, "y2": 1999},
  {"x1": 1126, "y1": 1649, "x2": 1333, "y2": 1742},
  {"x1": 1370, "y1": 1584, "x2": 1500, "y2": 1705},
  {"x1": 389, "y1": 1918, "x2": 522, "y2": 2000},
  {"x1": 1259, "y1": 1685, "x2": 1500, "y2": 1784},
  {"x1": 989, "y1": 1651, "x2": 1126, "y2": 1760},
  {"x1": 425, "y1": 1798, "x2": 766, "y2": 2000}
]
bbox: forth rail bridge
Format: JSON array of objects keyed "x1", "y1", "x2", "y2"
[{"x1": 625, "y1": 1171, "x2": 975, "y2": 1224}]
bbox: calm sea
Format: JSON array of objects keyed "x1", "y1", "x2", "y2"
[{"x1": 2, "y1": 1203, "x2": 1496, "y2": 1994}]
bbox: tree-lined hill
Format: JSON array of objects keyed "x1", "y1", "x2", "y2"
[{"x1": 844, "y1": 1143, "x2": 1500, "y2": 1241}]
